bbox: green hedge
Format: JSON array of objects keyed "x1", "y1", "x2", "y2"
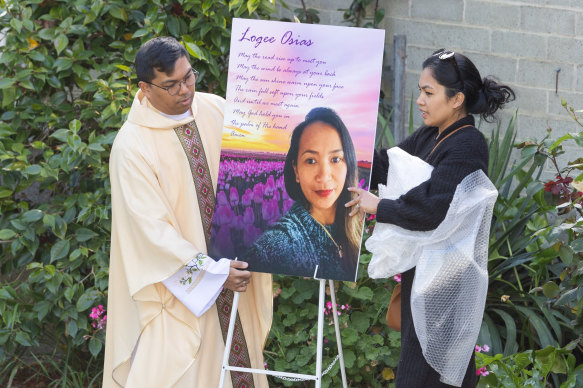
[{"x1": 0, "y1": 0, "x2": 279, "y2": 384}]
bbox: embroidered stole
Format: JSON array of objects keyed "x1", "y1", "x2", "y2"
[{"x1": 174, "y1": 120, "x2": 255, "y2": 388}]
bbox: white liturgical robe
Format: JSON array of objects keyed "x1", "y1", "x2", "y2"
[{"x1": 103, "y1": 90, "x2": 272, "y2": 387}]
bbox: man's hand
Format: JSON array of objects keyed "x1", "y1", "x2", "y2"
[{"x1": 224, "y1": 260, "x2": 251, "y2": 292}]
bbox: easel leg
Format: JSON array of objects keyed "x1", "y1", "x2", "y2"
[
  {"x1": 329, "y1": 280, "x2": 348, "y2": 388},
  {"x1": 219, "y1": 291, "x2": 240, "y2": 388},
  {"x1": 315, "y1": 279, "x2": 326, "y2": 388}
]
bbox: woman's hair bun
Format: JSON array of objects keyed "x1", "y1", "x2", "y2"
[{"x1": 468, "y1": 76, "x2": 515, "y2": 122}]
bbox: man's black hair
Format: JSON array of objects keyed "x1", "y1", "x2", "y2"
[{"x1": 135, "y1": 37, "x2": 189, "y2": 83}]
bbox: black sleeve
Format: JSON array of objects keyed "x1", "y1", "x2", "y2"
[
  {"x1": 370, "y1": 148, "x2": 389, "y2": 190},
  {"x1": 375, "y1": 130, "x2": 489, "y2": 231}
]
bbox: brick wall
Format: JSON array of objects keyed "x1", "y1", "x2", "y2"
[
  {"x1": 277, "y1": 0, "x2": 583, "y2": 173},
  {"x1": 275, "y1": 0, "x2": 353, "y2": 25},
  {"x1": 384, "y1": 0, "x2": 583, "y2": 172}
]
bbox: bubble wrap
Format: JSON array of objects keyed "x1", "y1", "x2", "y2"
[{"x1": 367, "y1": 148, "x2": 498, "y2": 386}]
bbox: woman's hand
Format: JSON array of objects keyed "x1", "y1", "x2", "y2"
[{"x1": 346, "y1": 187, "x2": 381, "y2": 217}]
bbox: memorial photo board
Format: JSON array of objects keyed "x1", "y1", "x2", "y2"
[{"x1": 209, "y1": 18, "x2": 385, "y2": 281}]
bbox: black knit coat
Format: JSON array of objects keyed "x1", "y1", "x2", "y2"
[{"x1": 371, "y1": 115, "x2": 488, "y2": 387}]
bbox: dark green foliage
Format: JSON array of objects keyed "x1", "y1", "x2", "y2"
[
  {"x1": 0, "y1": 0, "x2": 277, "y2": 385},
  {"x1": 477, "y1": 104, "x2": 583, "y2": 384}
]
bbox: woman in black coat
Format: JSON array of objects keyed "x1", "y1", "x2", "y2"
[{"x1": 347, "y1": 49, "x2": 515, "y2": 387}]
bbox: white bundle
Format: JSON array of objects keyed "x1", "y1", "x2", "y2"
[
  {"x1": 366, "y1": 147, "x2": 498, "y2": 386},
  {"x1": 366, "y1": 147, "x2": 434, "y2": 278}
]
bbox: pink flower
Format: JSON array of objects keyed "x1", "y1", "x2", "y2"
[
  {"x1": 393, "y1": 274, "x2": 401, "y2": 283},
  {"x1": 89, "y1": 305, "x2": 107, "y2": 331},
  {"x1": 366, "y1": 214, "x2": 376, "y2": 221},
  {"x1": 476, "y1": 367, "x2": 489, "y2": 376},
  {"x1": 326, "y1": 301, "x2": 332, "y2": 309},
  {"x1": 475, "y1": 344, "x2": 490, "y2": 353}
]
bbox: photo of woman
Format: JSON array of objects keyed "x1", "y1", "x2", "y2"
[{"x1": 240, "y1": 107, "x2": 363, "y2": 281}]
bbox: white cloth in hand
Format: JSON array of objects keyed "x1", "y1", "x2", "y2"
[
  {"x1": 367, "y1": 147, "x2": 434, "y2": 278},
  {"x1": 163, "y1": 254, "x2": 230, "y2": 317}
]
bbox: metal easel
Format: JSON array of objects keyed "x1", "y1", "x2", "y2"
[{"x1": 219, "y1": 274, "x2": 348, "y2": 388}]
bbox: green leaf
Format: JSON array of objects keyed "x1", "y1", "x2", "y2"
[
  {"x1": 55, "y1": 57, "x2": 73, "y2": 72},
  {"x1": 22, "y1": 210, "x2": 43, "y2": 223},
  {"x1": 88, "y1": 142, "x2": 105, "y2": 152},
  {"x1": 345, "y1": 286, "x2": 373, "y2": 300},
  {"x1": 340, "y1": 327, "x2": 358, "y2": 345},
  {"x1": 109, "y1": 7, "x2": 127, "y2": 21},
  {"x1": 542, "y1": 281, "x2": 560, "y2": 298},
  {"x1": 34, "y1": 300, "x2": 52, "y2": 321},
  {"x1": 558, "y1": 244, "x2": 573, "y2": 265},
  {"x1": 0, "y1": 229, "x2": 16, "y2": 240},
  {"x1": 76, "y1": 290, "x2": 99, "y2": 312},
  {"x1": 83, "y1": 11, "x2": 98, "y2": 25},
  {"x1": 53, "y1": 216, "x2": 67, "y2": 240},
  {"x1": 54, "y1": 34, "x2": 69, "y2": 55},
  {"x1": 229, "y1": 0, "x2": 243, "y2": 12},
  {"x1": 342, "y1": 349, "x2": 356, "y2": 368},
  {"x1": 10, "y1": 18, "x2": 23, "y2": 33},
  {"x1": 0, "y1": 189, "x2": 13, "y2": 198},
  {"x1": 490, "y1": 308, "x2": 518, "y2": 357},
  {"x1": 115, "y1": 64, "x2": 131, "y2": 72},
  {"x1": 75, "y1": 227, "x2": 98, "y2": 242},
  {"x1": 350, "y1": 311, "x2": 370, "y2": 333},
  {"x1": 515, "y1": 306, "x2": 557, "y2": 348},
  {"x1": 182, "y1": 39, "x2": 206, "y2": 60},
  {"x1": 15, "y1": 331, "x2": 33, "y2": 346},
  {"x1": 2, "y1": 87, "x2": 16, "y2": 107},
  {"x1": 153, "y1": 21, "x2": 164, "y2": 34},
  {"x1": 132, "y1": 28, "x2": 150, "y2": 38},
  {"x1": 38, "y1": 27, "x2": 56, "y2": 40},
  {"x1": 571, "y1": 238, "x2": 583, "y2": 253},
  {"x1": 43, "y1": 214, "x2": 56, "y2": 228},
  {"x1": 0, "y1": 78, "x2": 15, "y2": 89},
  {"x1": 67, "y1": 319, "x2": 78, "y2": 338},
  {"x1": 50, "y1": 239, "x2": 70, "y2": 262},
  {"x1": 513, "y1": 350, "x2": 533, "y2": 371},
  {"x1": 64, "y1": 287, "x2": 75, "y2": 302},
  {"x1": 69, "y1": 119, "x2": 82, "y2": 132},
  {"x1": 50, "y1": 128, "x2": 70, "y2": 142},
  {"x1": 549, "y1": 133, "x2": 572, "y2": 152},
  {"x1": 167, "y1": 16, "x2": 180, "y2": 37},
  {"x1": 25, "y1": 164, "x2": 42, "y2": 175},
  {"x1": 247, "y1": 0, "x2": 261, "y2": 14},
  {"x1": 89, "y1": 337, "x2": 103, "y2": 356}
]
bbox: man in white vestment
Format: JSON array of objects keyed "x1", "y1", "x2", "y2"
[{"x1": 103, "y1": 36, "x2": 273, "y2": 388}]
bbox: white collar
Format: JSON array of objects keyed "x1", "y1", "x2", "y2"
[{"x1": 158, "y1": 109, "x2": 193, "y2": 121}]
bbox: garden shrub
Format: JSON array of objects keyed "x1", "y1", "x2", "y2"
[{"x1": 0, "y1": 0, "x2": 278, "y2": 384}]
